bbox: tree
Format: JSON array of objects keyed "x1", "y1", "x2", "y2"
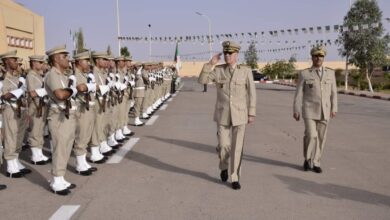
[
  {"x1": 120, "y1": 46, "x2": 130, "y2": 57},
  {"x1": 244, "y1": 41, "x2": 258, "y2": 69},
  {"x1": 338, "y1": 0, "x2": 390, "y2": 93},
  {"x1": 261, "y1": 60, "x2": 295, "y2": 80},
  {"x1": 106, "y1": 45, "x2": 112, "y2": 56},
  {"x1": 73, "y1": 28, "x2": 85, "y2": 54}
]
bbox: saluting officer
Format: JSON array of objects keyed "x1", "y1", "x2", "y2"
[
  {"x1": 198, "y1": 41, "x2": 256, "y2": 190},
  {"x1": 293, "y1": 46, "x2": 338, "y2": 173}
]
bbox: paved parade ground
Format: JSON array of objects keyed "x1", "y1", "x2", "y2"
[{"x1": 1, "y1": 78, "x2": 389, "y2": 220}]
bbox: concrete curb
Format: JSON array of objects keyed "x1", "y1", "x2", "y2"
[{"x1": 272, "y1": 82, "x2": 390, "y2": 101}]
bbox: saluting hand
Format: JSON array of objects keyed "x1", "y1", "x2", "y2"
[{"x1": 209, "y1": 53, "x2": 222, "y2": 66}]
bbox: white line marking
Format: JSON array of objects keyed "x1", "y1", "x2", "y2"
[
  {"x1": 160, "y1": 104, "x2": 168, "y2": 110},
  {"x1": 172, "y1": 94, "x2": 177, "y2": 97},
  {"x1": 167, "y1": 98, "x2": 173, "y2": 102},
  {"x1": 145, "y1": 115, "x2": 159, "y2": 125},
  {"x1": 106, "y1": 138, "x2": 140, "y2": 164},
  {"x1": 49, "y1": 205, "x2": 80, "y2": 220}
]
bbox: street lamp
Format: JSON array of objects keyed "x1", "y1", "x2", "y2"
[
  {"x1": 196, "y1": 12, "x2": 212, "y2": 59},
  {"x1": 148, "y1": 24, "x2": 152, "y2": 62},
  {"x1": 116, "y1": 0, "x2": 121, "y2": 56}
]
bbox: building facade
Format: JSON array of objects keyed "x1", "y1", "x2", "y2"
[{"x1": 0, "y1": 0, "x2": 45, "y2": 68}]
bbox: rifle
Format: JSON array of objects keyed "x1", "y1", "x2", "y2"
[
  {"x1": 15, "y1": 78, "x2": 26, "y2": 118},
  {"x1": 85, "y1": 76, "x2": 92, "y2": 111},
  {"x1": 65, "y1": 77, "x2": 73, "y2": 119}
]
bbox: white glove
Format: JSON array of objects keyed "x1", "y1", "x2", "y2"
[
  {"x1": 129, "y1": 80, "x2": 135, "y2": 87},
  {"x1": 70, "y1": 87, "x2": 78, "y2": 98},
  {"x1": 18, "y1": 77, "x2": 26, "y2": 90},
  {"x1": 120, "y1": 83, "x2": 127, "y2": 91},
  {"x1": 115, "y1": 82, "x2": 121, "y2": 90},
  {"x1": 68, "y1": 75, "x2": 77, "y2": 87},
  {"x1": 35, "y1": 88, "x2": 47, "y2": 97},
  {"x1": 99, "y1": 85, "x2": 109, "y2": 96},
  {"x1": 109, "y1": 72, "x2": 115, "y2": 80},
  {"x1": 86, "y1": 83, "x2": 96, "y2": 93},
  {"x1": 87, "y1": 73, "x2": 96, "y2": 83},
  {"x1": 136, "y1": 67, "x2": 143, "y2": 76},
  {"x1": 10, "y1": 88, "x2": 24, "y2": 99}
]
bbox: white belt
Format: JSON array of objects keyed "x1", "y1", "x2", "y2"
[
  {"x1": 76, "y1": 100, "x2": 96, "y2": 106},
  {"x1": 50, "y1": 104, "x2": 77, "y2": 111},
  {"x1": 5, "y1": 103, "x2": 26, "y2": 110},
  {"x1": 134, "y1": 87, "x2": 145, "y2": 90}
]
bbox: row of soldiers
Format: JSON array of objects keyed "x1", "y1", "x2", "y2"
[{"x1": 0, "y1": 45, "x2": 178, "y2": 195}]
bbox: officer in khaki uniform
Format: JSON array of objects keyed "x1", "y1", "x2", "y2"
[
  {"x1": 0, "y1": 50, "x2": 31, "y2": 178},
  {"x1": 45, "y1": 45, "x2": 78, "y2": 195},
  {"x1": 198, "y1": 41, "x2": 256, "y2": 190},
  {"x1": 91, "y1": 52, "x2": 115, "y2": 156},
  {"x1": 133, "y1": 63, "x2": 145, "y2": 126},
  {"x1": 115, "y1": 56, "x2": 133, "y2": 136},
  {"x1": 26, "y1": 55, "x2": 51, "y2": 165},
  {"x1": 73, "y1": 51, "x2": 98, "y2": 176},
  {"x1": 293, "y1": 46, "x2": 338, "y2": 173}
]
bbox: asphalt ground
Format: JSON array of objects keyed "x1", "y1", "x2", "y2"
[{"x1": 0, "y1": 78, "x2": 389, "y2": 220}]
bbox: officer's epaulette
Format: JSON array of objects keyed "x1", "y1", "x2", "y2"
[
  {"x1": 215, "y1": 64, "x2": 225, "y2": 68},
  {"x1": 324, "y1": 67, "x2": 334, "y2": 71},
  {"x1": 237, "y1": 64, "x2": 250, "y2": 69}
]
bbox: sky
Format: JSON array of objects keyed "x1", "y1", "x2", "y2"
[{"x1": 15, "y1": 0, "x2": 390, "y2": 62}]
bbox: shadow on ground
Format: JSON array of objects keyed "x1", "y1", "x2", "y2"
[
  {"x1": 275, "y1": 174, "x2": 390, "y2": 207},
  {"x1": 145, "y1": 136, "x2": 302, "y2": 171}
]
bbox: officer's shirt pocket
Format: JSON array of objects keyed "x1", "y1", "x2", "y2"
[{"x1": 305, "y1": 79, "x2": 315, "y2": 89}]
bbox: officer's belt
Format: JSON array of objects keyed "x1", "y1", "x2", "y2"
[
  {"x1": 5, "y1": 102, "x2": 26, "y2": 110},
  {"x1": 75, "y1": 100, "x2": 96, "y2": 106},
  {"x1": 50, "y1": 104, "x2": 77, "y2": 111}
]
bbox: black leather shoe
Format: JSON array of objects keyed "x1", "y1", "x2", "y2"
[
  {"x1": 52, "y1": 188, "x2": 71, "y2": 196},
  {"x1": 20, "y1": 168, "x2": 32, "y2": 175},
  {"x1": 0, "y1": 184, "x2": 6, "y2": 190},
  {"x1": 111, "y1": 144, "x2": 121, "y2": 150},
  {"x1": 313, "y1": 166, "x2": 322, "y2": 173},
  {"x1": 90, "y1": 157, "x2": 106, "y2": 164},
  {"x1": 31, "y1": 160, "x2": 47, "y2": 165},
  {"x1": 67, "y1": 183, "x2": 77, "y2": 190},
  {"x1": 89, "y1": 167, "x2": 98, "y2": 172},
  {"x1": 6, "y1": 172, "x2": 24, "y2": 178},
  {"x1": 135, "y1": 124, "x2": 144, "y2": 127},
  {"x1": 220, "y1": 170, "x2": 228, "y2": 182},
  {"x1": 232, "y1": 182, "x2": 241, "y2": 190},
  {"x1": 77, "y1": 169, "x2": 92, "y2": 176},
  {"x1": 303, "y1": 160, "x2": 311, "y2": 171}
]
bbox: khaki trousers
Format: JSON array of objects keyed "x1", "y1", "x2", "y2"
[
  {"x1": 141, "y1": 88, "x2": 151, "y2": 113},
  {"x1": 217, "y1": 124, "x2": 246, "y2": 182},
  {"x1": 91, "y1": 101, "x2": 106, "y2": 145},
  {"x1": 3, "y1": 106, "x2": 26, "y2": 160},
  {"x1": 48, "y1": 108, "x2": 76, "y2": 176},
  {"x1": 303, "y1": 118, "x2": 329, "y2": 166},
  {"x1": 74, "y1": 104, "x2": 95, "y2": 156},
  {"x1": 134, "y1": 97, "x2": 144, "y2": 117},
  {"x1": 119, "y1": 94, "x2": 128, "y2": 127},
  {"x1": 27, "y1": 105, "x2": 46, "y2": 149}
]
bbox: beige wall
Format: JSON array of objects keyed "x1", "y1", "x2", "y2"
[
  {"x1": 0, "y1": 0, "x2": 45, "y2": 69},
  {"x1": 164, "y1": 61, "x2": 353, "y2": 77}
]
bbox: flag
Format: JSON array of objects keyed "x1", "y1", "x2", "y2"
[{"x1": 174, "y1": 42, "x2": 181, "y2": 72}]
